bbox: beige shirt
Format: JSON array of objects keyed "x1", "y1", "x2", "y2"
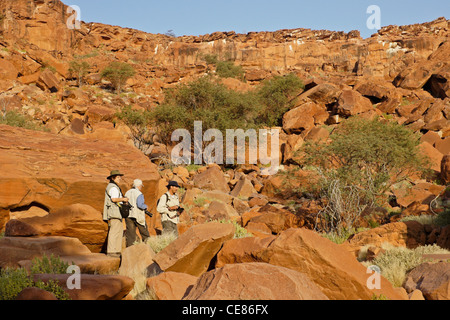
[{"x1": 157, "y1": 192, "x2": 180, "y2": 224}]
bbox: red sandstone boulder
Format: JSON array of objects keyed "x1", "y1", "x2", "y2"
[
  {"x1": 258, "y1": 228, "x2": 405, "y2": 300},
  {"x1": 33, "y1": 273, "x2": 134, "y2": 300},
  {"x1": 15, "y1": 287, "x2": 58, "y2": 300},
  {"x1": 192, "y1": 166, "x2": 230, "y2": 193},
  {"x1": 0, "y1": 124, "x2": 160, "y2": 232},
  {"x1": 336, "y1": 89, "x2": 374, "y2": 117},
  {"x1": 153, "y1": 222, "x2": 235, "y2": 276},
  {"x1": 215, "y1": 236, "x2": 275, "y2": 268},
  {"x1": 146, "y1": 272, "x2": 198, "y2": 300},
  {"x1": 5, "y1": 204, "x2": 108, "y2": 253},
  {"x1": 183, "y1": 262, "x2": 329, "y2": 300},
  {"x1": 404, "y1": 262, "x2": 450, "y2": 300}
]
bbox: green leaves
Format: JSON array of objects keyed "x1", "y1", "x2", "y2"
[{"x1": 100, "y1": 62, "x2": 135, "y2": 93}]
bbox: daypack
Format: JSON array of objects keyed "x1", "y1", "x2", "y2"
[{"x1": 105, "y1": 183, "x2": 133, "y2": 219}]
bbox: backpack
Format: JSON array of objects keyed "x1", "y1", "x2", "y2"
[
  {"x1": 156, "y1": 193, "x2": 169, "y2": 211},
  {"x1": 106, "y1": 183, "x2": 133, "y2": 219}
]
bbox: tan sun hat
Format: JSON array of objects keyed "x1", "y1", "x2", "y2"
[{"x1": 107, "y1": 170, "x2": 124, "y2": 180}]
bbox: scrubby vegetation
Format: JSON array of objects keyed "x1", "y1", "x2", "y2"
[
  {"x1": 101, "y1": 61, "x2": 135, "y2": 93},
  {"x1": 363, "y1": 244, "x2": 450, "y2": 287},
  {"x1": 285, "y1": 117, "x2": 431, "y2": 237},
  {"x1": 0, "y1": 109, "x2": 47, "y2": 131},
  {"x1": 116, "y1": 73, "x2": 304, "y2": 149},
  {"x1": 0, "y1": 254, "x2": 72, "y2": 300}
]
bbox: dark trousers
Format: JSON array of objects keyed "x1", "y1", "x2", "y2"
[
  {"x1": 125, "y1": 217, "x2": 150, "y2": 247},
  {"x1": 162, "y1": 220, "x2": 178, "y2": 237}
]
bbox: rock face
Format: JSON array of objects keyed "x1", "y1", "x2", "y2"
[
  {"x1": 258, "y1": 228, "x2": 405, "y2": 300},
  {"x1": 118, "y1": 243, "x2": 156, "y2": 279},
  {"x1": 146, "y1": 272, "x2": 198, "y2": 300},
  {"x1": 15, "y1": 287, "x2": 58, "y2": 300},
  {"x1": 183, "y1": 262, "x2": 329, "y2": 300},
  {"x1": 33, "y1": 273, "x2": 135, "y2": 300},
  {"x1": 215, "y1": 236, "x2": 275, "y2": 268},
  {"x1": 0, "y1": 236, "x2": 91, "y2": 269},
  {"x1": 0, "y1": 236, "x2": 120, "y2": 274},
  {"x1": 345, "y1": 221, "x2": 429, "y2": 258},
  {"x1": 404, "y1": 262, "x2": 450, "y2": 300},
  {"x1": 0, "y1": 124, "x2": 160, "y2": 232},
  {"x1": 153, "y1": 222, "x2": 235, "y2": 276},
  {"x1": 4, "y1": 204, "x2": 108, "y2": 253}
]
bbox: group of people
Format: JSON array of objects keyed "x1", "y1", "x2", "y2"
[{"x1": 103, "y1": 169, "x2": 183, "y2": 258}]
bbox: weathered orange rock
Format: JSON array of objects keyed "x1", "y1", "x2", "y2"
[
  {"x1": 33, "y1": 273, "x2": 135, "y2": 300},
  {"x1": 404, "y1": 262, "x2": 450, "y2": 300},
  {"x1": 146, "y1": 272, "x2": 198, "y2": 300},
  {"x1": 246, "y1": 204, "x2": 304, "y2": 234},
  {"x1": 15, "y1": 287, "x2": 58, "y2": 300},
  {"x1": 336, "y1": 89, "x2": 374, "y2": 117},
  {"x1": 192, "y1": 166, "x2": 230, "y2": 193},
  {"x1": 258, "y1": 228, "x2": 406, "y2": 300},
  {"x1": 345, "y1": 221, "x2": 428, "y2": 258},
  {"x1": 183, "y1": 262, "x2": 329, "y2": 300},
  {"x1": 0, "y1": 124, "x2": 160, "y2": 232},
  {"x1": 215, "y1": 236, "x2": 275, "y2": 268},
  {"x1": 153, "y1": 222, "x2": 234, "y2": 276},
  {"x1": 5, "y1": 204, "x2": 108, "y2": 253}
]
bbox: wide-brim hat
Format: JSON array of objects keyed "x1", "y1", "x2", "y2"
[
  {"x1": 107, "y1": 170, "x2": 124, "y2": 180},
  {"x1": 166, "y1": 180, "x2": 181, "y2": 188}
]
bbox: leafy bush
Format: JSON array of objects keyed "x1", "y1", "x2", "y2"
[
  {"x1": 0, "y1": 255, "x2": 72, "y2": 300},
  {"x1": 30, "y1": 254, "x2": 71, "y2": 275},
  {"x1": 292, "y1": 117, "x2": 430, "y2": 236},
  {"x1": 100, "y1": 62, "x2": 135, "y2": 93},
  {"x1": 69, "y1": 58, "x2": 90, "y2": 87},
  {"x1": 149, "y1": 76, "x2": 260, "y2": 145},
  {"x1": 115, "y1": 106, "x2": 154, "y2": 152},
  {"x1": 203, "y1": 54, "x2": 245, "y2": 80},
  {"x1": 256, "y1": 73, "x2": 304, "y2": 127}
]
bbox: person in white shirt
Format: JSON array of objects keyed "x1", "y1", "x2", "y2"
[
  {"x1": 124, "y1": 179, "x2": 152, "y2": 247},
  {"x1": 157, "y1": 181, "x2": 182, "y2": 237},
  {"x1": 103, "y1": 170, "x2": 129, "y2": 258}
]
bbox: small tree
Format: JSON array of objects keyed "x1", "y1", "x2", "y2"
[
  {"x1": 116, "y1": 105, "x2": 154, "y2": 153},
  {"x1": 69, "y1": 58, "x2": 90, "y2": 87},
  {"x1": 257, "y1": 73, "x2": 305, "y2": 127},
  {"x1": 292, "y1": 117, "x2": 430, "y2": 236},
  {"x1": 100, "y1": 62, "x2": 135, "y2": 93}
]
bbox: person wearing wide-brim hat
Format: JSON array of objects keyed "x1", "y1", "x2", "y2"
[
  {"x1": 103, "y1": 170, "x2": 129, "y2": 258},
  {"x1": 156, "y1": 180, "x2": 182, "y2": 237}
]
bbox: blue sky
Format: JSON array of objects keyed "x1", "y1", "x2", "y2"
[{"x1": 63, "y1": 0, "x2": 449, "y2": 39}]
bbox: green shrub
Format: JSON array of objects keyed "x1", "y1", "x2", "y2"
[
  {"x1": 0, "y1": 110, "x2": 46, "y2": 131},
  {"x1": 256, "y1": 73, "x2": 304, "y2": 127},
  {"x1": 203, "y1": 54, "x2": 245, "y2": 80},
  {"x1": 149, "y1": 76, "x2": 260, "y2": 145},
  {"x1": 292, "y1": 117, "x2": 430, "y2": 236},
  {"x1": 0, "y1": 268, "x2": 33, "y2": 300},
  {"x1": 30, "y1": 254, "x2": 71, "y2": 275},
  {"x1": 0, "y1": 258, "x2": 71, "y2": 300},
  {"x1": 69, "y1": 58, "x2": 90, "y2": 87},
  {"x1": 115, "y1": 105, "x2": 153, "y2": 152},
  {"x1": 100, "y1": 61, "x2": 135, "y2": 93}
]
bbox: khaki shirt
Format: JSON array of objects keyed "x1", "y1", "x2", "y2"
[{"x1": 157, "y1": 192, "x2": 180, "y2": 224}]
